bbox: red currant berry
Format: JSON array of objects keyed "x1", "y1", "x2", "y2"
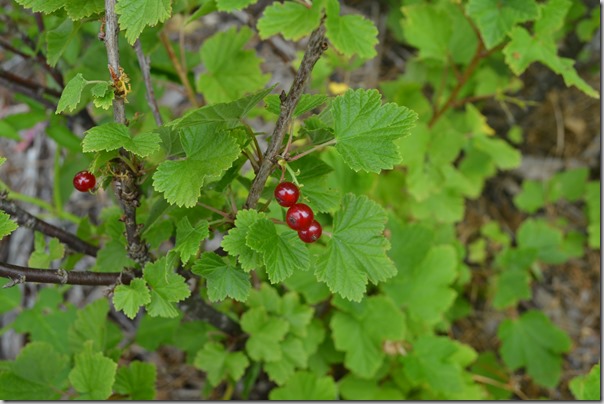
[
  {"x1": 298, "y1": 220, "x2": 322, "y2": 243},
  {"x1": 73, "y1": 170, "x2": 96, "y2": 192},
  {"x1": 286, "y1": 203, "x2": 314, "y2": 231},
  {"x1": 274, "y1": 182, "x2": 299, "y2": 207}
]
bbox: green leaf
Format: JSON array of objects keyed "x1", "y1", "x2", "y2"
[
  {"x1": 498, "y1": 310, "x2": 572, "y2": 387},
  {"x1": 152, "y1": 127, "x2": 241, "y2": 207},
  {"x1": 470, "y1": 352, "x2": 512, "y2": 399},
  {"x1": 113, "y1": 361, "x2": 157, "y2": 400},
  {"x1": 0, "y1": 211, "x2": 18, "y2": 239},
  {"x1": 64, "y1": 0, "x2": 104, "y2": 20},
  {"x1": 257, "y1": 0, "x2": 323, "y2": 41},
  {"x1": 401, "y1": 4, "x2": 451, "y2": 61},
  {"x1": 143, "y1": 256, "x2": 191, "y2": 318},
  {"x1": 332, "y1": 89, "x2": 418, "y2": 173},
  {"x1": 265, "y1": 93, "x2": 328, "y2": 117},
  {"x1": 316, "y1": 194, "x2": 396, "y2": 301},
  {"x1": 325, "y1": 0, "x2": 378, "y2": 59},
  {"x1": 28, "y1": 233, "x2": 65, "y2": 268},
  {"x1": 240, "y1": 307, "x2": 289, "y2": 362},
  {"x1": 517, "y1": 219, "x2": 566, "y2": 264},
  {"x1": 68, "y1": 299, "x2": 111, "y2": 353},
  {"x1": 546, "y1": 167, "x2": 589, "y2": 203},
  {"x1": 339, "y1": 374, "x2": 405, "y2": 400},
  {"x1": 466, "y1": 0, "x2": 539, "y2": 49},
  {"x1": 216, "y1": 0, "x2": 257, "y2": 11},
  {"x1": 56, "y1": 73, "x2": 87, "y2": 114},
  {"x1": 534, "y1": 0, "x2": 572, "y2": 37},
  {"x1": 192, "y1": 252, "x2": 251, "y2": 302},
  {"x1": 91, "y1": 82, "x2": 115, "y2": 110},
  {"x1": 69, "y1": 348, "x2": 118, "y2": 400},
  {"x1": 221, "y1": 209, "x2": 266, "y2": 271},
  {"x1": 0, "y1": 278, "x2": 21, "y2": 313},
  {"x1": 514, "y1": 180, "x2": 546, "y2": 213},
  {"x1": 492, "y1": 269, "x2": 531, "y2": 309},
  {"x1": 115, "y1": 0, "x2": 172, "y2": 45},
  {"x1": 0, "y1": 342, "x2": 69, "y2": 400},
  {"x1": 264, "y1": 335, "x2": 308, "y2": 385},
  {"x1": 174, "y1": 217, "x2": 209, "y2": 264},
  {"x1": 134, "y1": 315, "x2": 180, "y2": 351},
  {"x1": 246, "y1": 218, "x2": 310, "y2": 283},
  {"x1": 585, "y1": 181, "x2": 600, "y2": 249},
  {"x1": 569, "y1": 363, "x2": 600, "y2": 400},
  {"x1": 194, "y1": 342, "x2": 249, "y2": 386},
  {"x1": 473, "y1": 135, "x2": 521, "y2": 170},
  {"x1": 96, "y1": 239, "x2": 136, "y2": 272},
  {"x1": 269, "y1": 371, "x2": 337, "y2": 400},
  {"x1": 15, "y1": 0, "x2": 64, "y2": 13},
  {"x1": 197, "y1": 26, "x2": 269, "y2": 104},
  {"x1": 82, "y1": 123, "x2": 161, "y2": 158},
  {"x1": 330, "y1": 295, "x2": 405, "y2": 378},
  {"x1": 113, "y1": 278, "x2": 151, "y2": 319},
  {"x1": 46, "y1": 19, "x2": 81, "y2": 67}
]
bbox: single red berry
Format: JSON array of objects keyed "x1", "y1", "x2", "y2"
[
  {"x1": 286, "y1": 203, "x2": 314, "y2": 231},
  {"x1": 298, "y1": 220, "x2": 322, "y2": 243},
  {"x1": 274, "y1": 182, "x2": 300, "y2": 207},
  {"x1": 73, "y1": 170, "x2": 96, "y2": 192}
]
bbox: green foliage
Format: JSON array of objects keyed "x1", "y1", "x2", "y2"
[
  {"x1": 113, "y1": 361, "x2": 157, "y2": 400},
  {"x1": 115, "y1": 0, "x2": 172, "y2": 45},
  {"x1": 192, "y1": 252, "x2": 251, "y2": 302},
  {"x1": 269, "y1": 371, "x2": 337, "y2": 400},
  {"x1": 569, "y1": 363, "x2": 600, "y2": 400},
  {"x1": 194, "y1": 342, "x2": 249, "y2": 386},
  {"x1": 257, "y1": 0, "x2": 323, "y2": 41},
  {"x1": 0, "y1": 211, "x2": 18, "y2": 239},
  {"x1": 83, "y1": 123, "x2": 161, "y2": 158},
  {"x1": 69, "y1": 346, "x2": 117, "y2": 399}
]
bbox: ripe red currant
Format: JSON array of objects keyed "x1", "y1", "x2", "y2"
[
  {"x1": 298, "y1": 220, "x2": 322, "y2": 243},
  {"x1": 286, "y1": 203, "x2": 314, "y2": 231},
  {"x1": 274, "y1": 182, "x2": 299, "y2": 207},
  {"x1": 73, "y1": 170, "x2": 96, "y2": 192}
]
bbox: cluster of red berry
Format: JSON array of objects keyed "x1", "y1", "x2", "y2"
[{"x1": 274, "y1": 182, "x2": 322, "y2": 243}]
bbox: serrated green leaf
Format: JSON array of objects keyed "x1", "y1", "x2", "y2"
[
  {"x1": 113, "y1": 278, "x2": 151, "y2": 319},
  {"x1": 330, "y1": 295, "x2": 405, "y2": 378},
  {"x1": 492, "y1": 269, "x2": 531, "y2": 309},
  {"x1": 82, "y1": 123, "x2": 161, "y2": 157},
  {"x1": 269, "y1": 371, "x2": 337, "y2": 400},
  {"x1": 15, "y1": 0, "x2": 64, "y2": 13},
  {"x1": 514, "y1": 180, "x2": 546, "y2": 213},
  {"x1": 28, "y1": 234, "x2": 65, "y2": 268},
  {"x1": 68, "y1": 299, "x2": 111, "y2": 353},
  {"x1": 46, "y1": 19, "x2": 81, "y2": 67},
  {"x1": 240, "y1": 307, "x2": 289, "y2": 362},
  {"x1": 143, "y1": 256, "x2": 191, "y2": 318},
  {"x1": 401, "y1": 4, "x2": 451, "y2": 61},
  {"x1": 216, "y1": 0, "x2": 257, "y2": 11},
  {"x1": 221, "y1": 209, "x2": 266, "y2": 271},
  {"x1": 192, "y1": 252, "x2": 251, "y2": 302},
  {"x1": 466, "y1": 0, "x2": 539, "y2": 49},
  {"x1": 116, "y1": 0, "x2": 172, "y2": 44},
  {"x1": 197, "y1": 26, "x2": 269, "y2": 104},
  {"x1": 325, "y1": 0, "x2": 378, "y2": 59},
  {"x1": 174, "y1": 217, "x2": 209, "y2": 264},
  {"x1": 96, "y1": 239, "x2": 136, "y2": 272},
  {"x1": 0, "y1": 211, "x2": 18, "y2": 239},
  {"x1": 91, "y1": 82, "x2": 115, "y2": 110},
  {"x1": 473, "y1": 135, "x2": 521, "y2": 170},
  {"x1": 497, "y1": 310, "x2": 571, "y2": 387},
  {"x1": 246, "y1": 218, "x2": 310, "y2": 283},
  {"x1": 339, "y1": 374, "x2": 405, "y2": 400},
  {"x1": 517, "y1": 218, "x2": 566, "y2": 264},
  {"x1": 535, "y1": 0, "x2": 572, "y2": 37},
  {"x1": 194, "y1": 342, "x2": 250, "y2": 386},
  {"x1": 69, "y1": 348, "x2": 117, "y2": 400},
  {"x1": 257, "y1": 0, "x2": 323, "y2": 41},
  {"x1": 152, "y1": 128, "x2": 240, "y2": 207},
  {"x1": 264, "y1": 335, "x2": 308, "y2": 385},
  {"x1": 134, "y1": 315, "x2": 180, "y2": 351},
  {"x1": 546, "y1": 167, "x2": 589, "y2": 203},
  {"x1": 316, "y1": 194, "x2": 396, "y2": 301},
  {"x1": 113, "y1": 361, "x2": 157, "y2": 400},
  {"x1": 569, "y1": 363, "x2": 600, "y2": 400},
  {"x1": 280, "y1": 292, "x2": 314, "y2": 337},
  {"x1": 56, "y1": 73, "x2": 87, "y2": 114},
  {"x1": 64, "y1": 0, "x2": 104, "y2": 20},
  {"x1": 332, "y1": 89, "x2": 418, "y2": 173}
]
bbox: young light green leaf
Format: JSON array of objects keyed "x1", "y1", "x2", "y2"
[
  {"x1": 246, "y1": 218, "x2": 310, "y2": 283},
  {"x1": 546, "y1": 167, "x2": 589, "y2": 203},
  {"x1": 473, "y1": 135, "x2": 521, "y2": 170},
  {"x1": 113, "y1": 361, "x2": 157, "y2": 400},
  {"x1": 257, "y1": 0, "x2": 323, "y2": 41},
  {"x1": 28, "y1": 233, "x2": 65, "y2": 268},
  {"x1": 69, "y1": 348, "x2": 117, "y2": 400},
  {"x1": 216, "y1": 0, "x2": 257, "y2": 12},
  {"x1": 569, "y1": 363, "x2": 600, "y2": 400},
  {"x1": 143, "y1": 256, "x2": 191, "y2": 318},
  {"x1": 197, "y1": 26, "x2": 269, "y2": 104},
  {"x1": 332, "y1": 89, "x2": 418, "y2": 173},
  {"x1": 466, "y1": 0, "x2": 539, "y2": 49},
  {"x1": 264, "y1": 335, "x2": 308, "y2": 385},
  {"x1": 115, "y1": 0, "x2": 172, "y2": 44},
  {"x1": 315, "y1": 194, "x2": 396, "y2": 302},
  {"x1": 330, "y1": 295, "x2": 405, "y2": 378},
  {"x1": 240, "y1": 307, "x2": 289, "y2": 362},
  {"x1": 492, "y1": 269, "x2": 531, "y2": 310},
  {"x1": 534, "y1": 0, "x2": 572, "y2": 37},
  {"x1": 514, "y1": 180, "x2": 546, "y2": 213},
  {"x1": 269, "y1": 371, "x2": 338, "y2": 400},
  {"x1": 517, "y1": 218, "x2": 566, "y2": 264},
  {"x1": 56, "y1": 73, "x2": 87, "y2": 114},
  {"x1": 194, "y1": 342, "x2": 250, "y2": 386},
  {"x1": 90, "y1": 82, "x2": 115, "y2": 110},
  {"x1": 498, "y1": 310, "x2": 571, "y2": 387},
  {"x1": 401, "y1": 4, "x2": 451, "y2": 61},
  {"x1": 174, "y1": 217, "x2": 209, "y2": 264},
  {"x1": 325, "y1": 0, "x2": 378, "y2": 59},
  {"x1": 191, "y1": 252, "x2": 251, "y2": 302},
  {"x1": 0, "y1": 211, "x2": 18, "y2": 239},
  {"x1": 82, "y1": 123, "x2": 161, "y2": 157},
  {"x1": 221, "y1": 209, "x2": 266, "y2": 271},
  {"x1": 152, "y1": 128, "x2": 240, "y2": 207},
  {"x1": 113, "y1": 278, "x2": 151, "y2": 320}
]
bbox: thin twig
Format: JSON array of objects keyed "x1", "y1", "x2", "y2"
[
  {"x1": 0, "y1": 68, "x2": 62, "y2": 98},
  {"x1": 159, "y1": 30, "x2": 199, "y2": 107},
  {"x1": 243, "y1": 20, "x2": 327, "y2": 209},
  {"x1": 0, "y1": 195, "x2": 99, "y2": 257},
  {"x1": 179, "y1": 293, "x2": 242, "y2": 336},
  {"x1": 197, "y1": 201, "x2": 232, "y2": 220},
  {"x1": 289, "y1": 139, "x2": 337, "y2": 162},
  {"x1": 133, "y1": 38, "x2": 163, "y2": 126},
  {"x1": 0, "y1": 261, "x2": 133, "y2": 286}
]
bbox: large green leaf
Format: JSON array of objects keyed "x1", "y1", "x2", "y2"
[
  {"x1": 69, "y1": 347, "x2": 117, "y2": 400},
  {"x1": 115, "y1": 0, "x2": 172, "y2": 44},
  {"x1": 192, "y1": 252, "x2": 251, "y2": 302},
  {"x1": 143, "y1": 256, "x2": 191, "y2": 317},
  {"x1": 257, "y1": 0, "x2": 323, "y2": 41},
  {"x1": 269, "y1": 371, "x2": 337, "y2": 400},
  {"x1": 194, "y1": 342, "x2": 249, "y2": 386},
  {"x1": 83, "y1": 123, "x2": 160, "y2": 157},
  {"x1": 325, "y1": 0, "x2": 378, "y2": 59}
]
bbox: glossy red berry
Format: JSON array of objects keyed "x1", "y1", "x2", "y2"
[
  {"x1": 286, "y1": 203, "x2": 314, "y2": 231},
  {"x1": 73, "y1": 170, "x2": 96, "y2": 192},
  {"x1": 298, "y1": 220, "x2": 322, "y2": 243},
  {"x1": 274, "y1": 182, "x2": 300, "y2": 207}
]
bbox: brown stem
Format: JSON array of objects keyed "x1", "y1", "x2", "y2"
[
  {"x1": 133, "y1": 38, "x2": 163, "y2": 126},
  {"x1": 0, "y1": 195, "x2": 99, "y2": 257},
  {"x1": 159, "y1": 30, "x2": 198, "y2": 107},
  {"x1": 243, "y1": 20, "x2": 327, "y2": 209},
  {"x1": 0, "y1": 68, "x2": 62, "y2": 98},
  {"x1": 180, "y1": 293, "x2": 242, "y2": 336},
  {"x1": 0, "y1": 75, "x2": 57, "y2": 110},
  {"x1": 0, "y1": 261, "x2": 133, "y2": 286}
]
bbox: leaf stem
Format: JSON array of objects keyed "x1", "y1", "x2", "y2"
[
  {"x1": 197, "y1": 202, "x2": 231, "y2": 220},
  {"x1": 288, "y1": 139, "x2": 337, "y2": 162},
  {"x1": 159, "y1": 30, "x2": 199, "y2": 107}
]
